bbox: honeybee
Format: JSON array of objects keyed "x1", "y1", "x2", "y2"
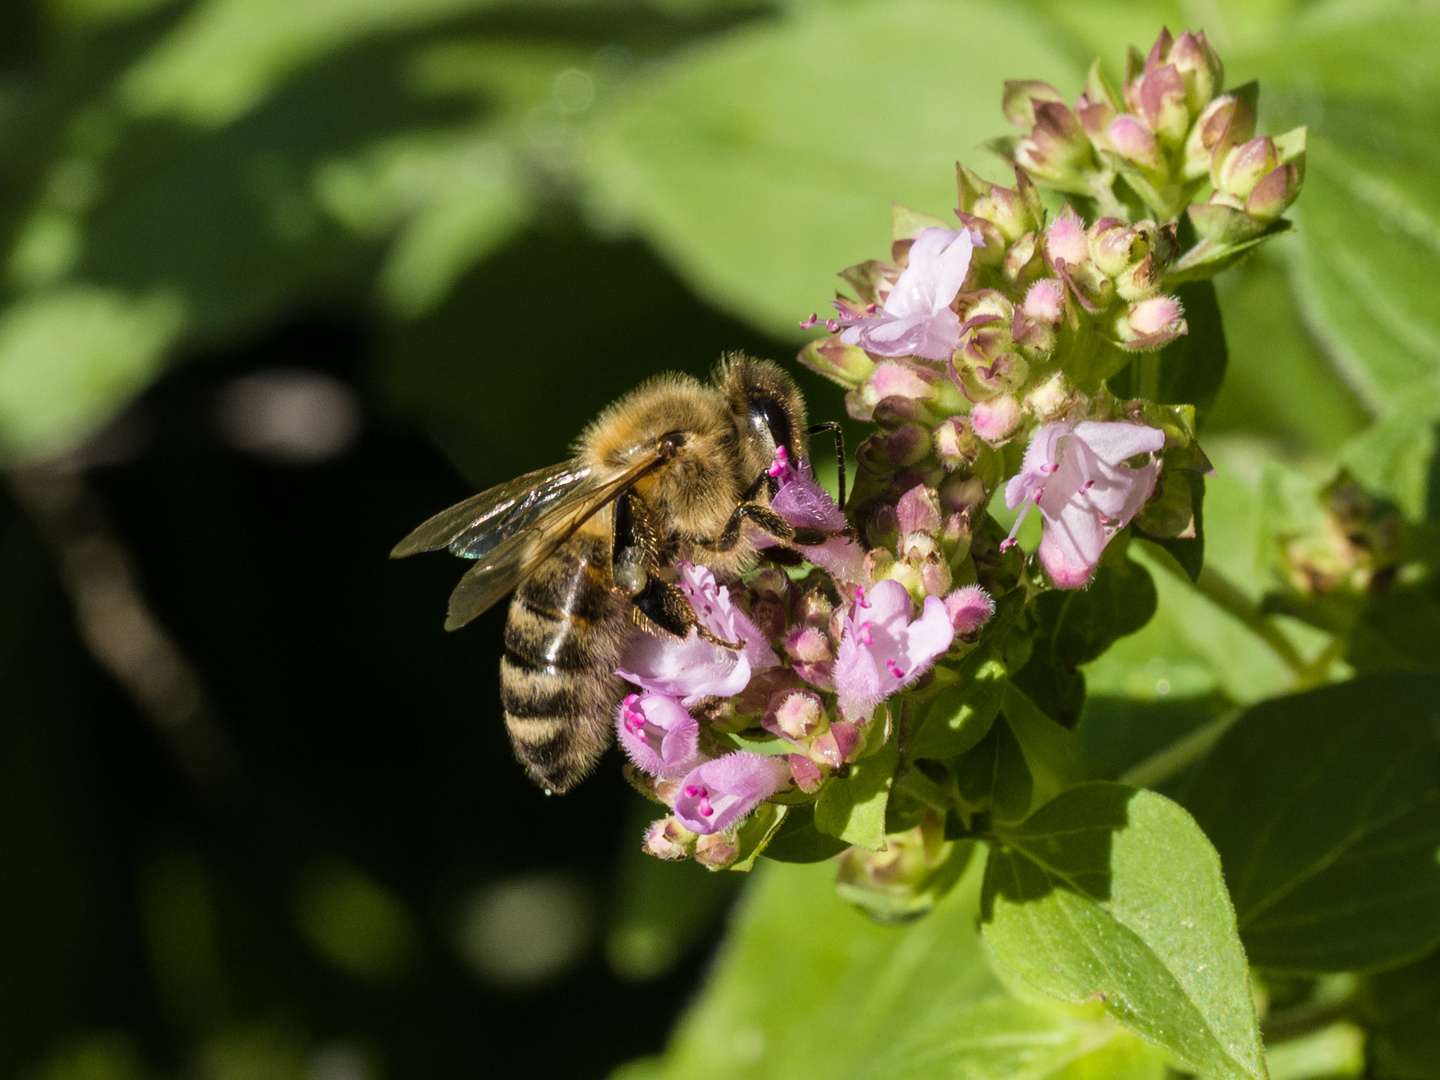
[{"x1": 392, "y1": 356, "x2": 846, "y2": 794}]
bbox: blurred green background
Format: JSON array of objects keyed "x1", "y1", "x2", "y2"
[{"x1": 0, "y1": 0, "x2": 1434, "y2": 1076}]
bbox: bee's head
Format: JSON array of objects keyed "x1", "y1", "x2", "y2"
[{"x1": 715, "y1": 354, "x2": 808, "y2": 483}]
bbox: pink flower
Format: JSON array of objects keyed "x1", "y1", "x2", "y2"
[
  {"x1": 833, "y1": 579, "x2": 955, "y2": 720},
  {"x1": 673, "y1": 752, "x2": 791, "y2": 835},
  {"x1": 614, "y1": 693, "x2": 705, "y2": 779},
  {"x1": 616, "y1": 563, "x2": 778, "y2": 704},
  {"x1": 1003, "y1": 421, "x2": 1164, "y2": 588},
  {"x1": 833, "y1": 228, "x2": 981, "y2": 360},
  {"x1": 944, "y1": 585, "x2": 995, "y2": 635},
  {"x1": 766, "y1": 448, "x2": 865, "y2": 583}
]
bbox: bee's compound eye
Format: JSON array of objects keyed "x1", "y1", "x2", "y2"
[
  {"x1": 658, "y1": 431, "x2": 685, "y2": 457},
  {"x1": 747, "y1": 396, "x2": 793, "y2": 457}
]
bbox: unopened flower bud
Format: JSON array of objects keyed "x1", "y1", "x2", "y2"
[
  {"x1": 896, "y1": 484, "x2": 943, "y2": 540},
  {"x1": 1002, "y1": 80, "x2": 1067, "y2": 127},
  {"x1": 1107, "y1": 115, "x2": 1162, "y2": 170},
  {"x1": 811, "y1": 720, "x2": 861, "y2": 765},
  {"x1": 1023, "y1": 372, "x2": 1070, "y2": 420},
  {"x1": 1133, "y1": 63, "x2": 1190, "y2": 145},
  {"x1": 643, "y1": 817, "x2": 694, "y2": 861},
  {"x1": 748, "y1": 567, "x2": 790, "y2": 600},
  {"x1": 971, "y1": 395, "x2": 1021, "y2": 444},
  {"x1": 794, "y1": 583, "x2": 834, "y2": 629},
  {"x1": 944, "y1": 584, "x2": 996, "y2": 635},
  {"x1": 1014, "y1": 98, "x2": 1095, "y2": 192},
  {"x1": 1045, "y1": 206, "x2": 1090, "y2": 268},
  {"x1": 1245, "y1": 162, "x2": 1302, "y2": 221},
  {"x1": 788, "y1": 754, "x2": 826, "y2": 793},
  {"x1": 694, "y1": 831, "x2": 739, "y2": 870},
  {"x1": 879, "y1": 424, "x2": 932, "y2": 468},
  {"x1": 920, "y1": 553, "x2": 953, "y2": 597},
  {"x1": 939, "y1": 472, "x2": 987, "y2": 519},
  {"x1": 933, "y1": 416, "x2": 980, "y2": 471},
  {"x1": 1218, "y1": 136, "x2": 1279, "y2": 200},
  {"x1": 956, "y1": 164, "x2": 1041, "y2": 243},
  {"x1": 1167, "y1": 30, "x2": 1223, "y2": 113},
  {"x1": 748, "y1": 597, "x2": 788, "y2": 643},
  {"x1": 1022, "y1": 278, "x2": 1065, "y2": 325},
  {"x1": 785, "y1": 624, "x2": 833, "y2": 664},
  {"x1": 1184, "y1": 94, "x2": 1254, "y2": 181},
  {"x1": 763, "y1": 689, "x2": 827, "y2": 743},
  {"x1": 1117, "y1": 294, "x2": 1186, "y2": 351},
  {"x1": 870, "y1": 360, "x2": 934, "y2": 402},
  {"x1": 799, "y1": 337, "x2": 876, "y2": 389}
]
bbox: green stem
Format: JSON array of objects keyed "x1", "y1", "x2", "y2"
[
  {"x1": 1192, "y1": 564, "x2": 1310, "y2": 677},
  {"x1": 1262, "y1": 997, "x2": 1359, "y2": 1045}
]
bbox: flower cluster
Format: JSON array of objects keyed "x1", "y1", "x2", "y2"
[{"x1": 621, "y1": 27, "x2": 1301, "y2": 886}]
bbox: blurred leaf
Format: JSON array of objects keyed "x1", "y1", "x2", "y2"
[
  {"x1": 27, "y1": 1034, "x2": 150, "y2": 1080},
  {"x1": 814, "y1": 723, "x2": 898, "y2": 850},
  {"x1": 1360, "y1": 947, "x2": 1440, "y2": 1080},
  {"x1": 982, "y1": 783, "x2": 1265, "y2": 1080},
  {"x1": 120, "y1": 0, "x2": 499, "y2": 125},
  {"x1": 1208, "y1": 247, "x2": 1367, "y2": 455},
  {"x1": 1264, "y1": 1023, "x2": 1365, "y2": 1080},
  {"x1": 294, "y1": 860, "x2": 420, "y2": 982},
  {"x1": 582, "y1": 0, "x2": 1082, "y2": 339},
  {"x1": 0, "y1": 286, "x2": 183, "y2": 462},
  {"x1": 1112, "y1": 281, "x2": 1228, "y2": 427},
  {"x1": 1077, "y1": 693, "x2": 1226, "y2": 778},
  {"x1": 633, "y1": 858, "x2": 1169, "y2": 1080},
  {"x1": 1178, "y1": 672, "x2": 1440, "y2": 973}
]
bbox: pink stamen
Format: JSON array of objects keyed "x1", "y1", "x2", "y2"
[
  {"x1": 853, "y1": 586, "x2": 870, "y2": 609},
  {"x1": 768, "y1": 446, "x2": 790, "y2": 478},
  {"x1": 886, "y1": 659, "x2": 905, "y2": 678},
  {"x1": 825, "y1": 319, "x2": 840, "y2": 333},
  {"x1": 1080, "y1": 479, "x2": 1094, "y2": 492},
  {"x1": 621, "y1": 695, "x2": 646, "y2": 734},
  {"x1": 865, "y1": 302, "x2": 877, "y2": 314},
  {"x1": 858, "y1": 622, "x2": 874, "y2": 646},
  {"x1": 799, "y1": 312, "x2": 819, "y2": 329}
]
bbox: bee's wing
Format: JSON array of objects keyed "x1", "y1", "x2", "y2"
[
  {"x1": 399, "y1": 452, "x2": 673, "y2": 632},
  {"x1": 389, "y1": 461, "x2": 595, "y2": 560}
]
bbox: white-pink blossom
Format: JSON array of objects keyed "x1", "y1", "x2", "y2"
[
  {"x1": 1003, "y1": 421, "x2": 1165, "y2": 588},
  {"x1": 833, "y1": 228, "x2": 981, "y2": 361},
  {"x1": 833, "y1": 579, "x2": 954, "y2": 721}
]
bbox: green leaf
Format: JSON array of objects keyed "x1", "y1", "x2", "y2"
[
  {"x1": 633, "y1": 857, "x2": 1170, "y2": 1080},
  {"x1": 582, "y1": 0, "x2": 1082, "y2": 339},
  {"x1": 761, "y1": 803, "x2": 849, "y2": 864},
  {"x1": 952, "y1": 713, "x2": 1033, "y2": 827},
  {"x1": 1178, "y1": 672, "x2": 1440, "y2": 973},
  {"x1": 981, "y1": 783, "x2": 1266, "y2": 1080},
  {"x1": 814, "y1": 725, "x2": 900, "y2": 850},
  {"x1": 1141, "y1": 473, "x2": 1205, "y2": 583},
  {"x1": 1012, "y1": 544, "x2": 1158, "y2": 726},
  {"x1": 0, "y1": 286, "x2": 184, "y2": 462},
  {"x1": 1001, "y1": 684, "x2": 1092, "y2": 807},
  {"x1": 909, "y1": 645, "x2": 1006, "y2": 760}
]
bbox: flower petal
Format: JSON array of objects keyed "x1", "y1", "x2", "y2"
[{"x1": 673, "y1": 753, "x2": 791, "y2": 834}]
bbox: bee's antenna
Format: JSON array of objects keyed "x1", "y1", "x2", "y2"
[{"x1": 805, "y1": 422, "x2": 846, "y2": 507}]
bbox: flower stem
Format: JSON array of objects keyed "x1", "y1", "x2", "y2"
[{"x1": 1191, "y1": 564, "x2": 1311, "y2": 677}]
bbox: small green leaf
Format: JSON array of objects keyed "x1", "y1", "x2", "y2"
[
  {"x1": 1140, "y1": 473, "x2": 1206, "y2": 583},
  {"x1": 909, "y1": 646, "x2": 1007, "y2": 760},
  {"x1": 1178, "y1": 672, "x2": 1440, "y2": 973},
  {"x1": 814, "y1": 726, "x2": 900, "y2": 851},
  {"x1": 761, "y1": 804, "x2": 849, "y2": 865},
  {"x1": 981, "y1": 783, "x2": 1265, "y2": 1080},
  {"x1": 1001, "y1": 684, "x2": 1092, "y2": 807},
  {"x1": 1360, "y1": 947, "x2": 1440, "y2": 1079},
  {"x1": 952, "y1": 714, "x2": 1033, "y2": 826}
]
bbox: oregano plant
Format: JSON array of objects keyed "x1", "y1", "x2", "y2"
[{"x1": 607, "y1": 26, "x2": 1440, "y2": 1080}]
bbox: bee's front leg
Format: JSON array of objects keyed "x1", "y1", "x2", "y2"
[
  {"x1": 629, "y1": 578, "x2": 742, "y2": 651},
  {"x1": 701, "y1": 501, "x2": 854, "y2": 554}
]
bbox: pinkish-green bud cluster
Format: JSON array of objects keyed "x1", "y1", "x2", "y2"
[{"x1": 997, "y1": 27, "x2": 1305, "y2": 275}]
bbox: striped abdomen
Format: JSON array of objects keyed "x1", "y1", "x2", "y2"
[{"x1": 501, "y1": 532, "x2": 628, "y2": 793}]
